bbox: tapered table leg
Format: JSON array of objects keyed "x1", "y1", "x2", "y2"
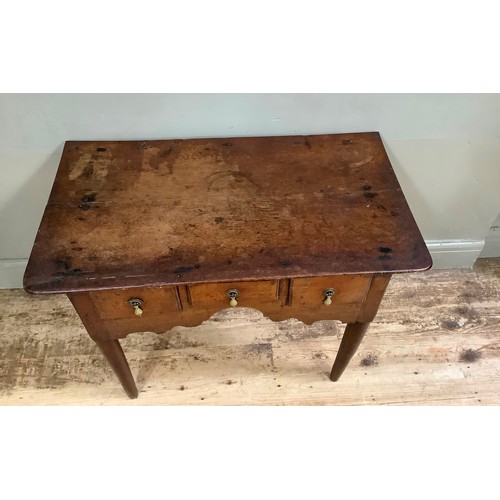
[
  {"x1": 330, "y1": 322, "x2": 370, "y2": 381},
  {"x1": 96, "y1": 339, "x2": 138, "y2": 399}
]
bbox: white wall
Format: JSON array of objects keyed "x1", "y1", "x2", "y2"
[{"x1": 1, "y1": 94, "x2": 500, "y2": 287}]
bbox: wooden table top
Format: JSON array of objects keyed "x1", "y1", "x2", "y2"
[{"x1": 24, "y1": 132, "x2": 432, "y2": 294}]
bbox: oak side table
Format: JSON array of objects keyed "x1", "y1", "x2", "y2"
[{"x1": 24, "y1": 132, "x2": 432, "y2": 399}]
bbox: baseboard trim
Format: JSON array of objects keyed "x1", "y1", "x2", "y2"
[
  {"x1": 0, "y1": 259, "x2": 28, "y2": 289},
  {"x1": 426, "y1": 239, "x2": 485, "y2": 269},
  {"x1": 0, "y1": 239, "x2": 487, "y2": 289}
]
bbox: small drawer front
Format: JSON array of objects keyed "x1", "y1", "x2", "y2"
[
  {"x1": 292, "y1": 275, "x2": 371, "y2": 307},
  {"x1": 89, "y1": 287, "x2": 180, "y2": 320},
  {"x1": 189, "y1": 281, "x2": 279, "y2": 310}
]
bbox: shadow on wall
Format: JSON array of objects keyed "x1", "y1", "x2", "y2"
[
  {"x1": 381, "y1": 140, "x2": 435, "y2": 239},
  {"x1": 480, "y1": 210, "x2": 500, "y2": 258},
  {"x1": 0, "y1": 144, "x2": 65, "y2": 261}
]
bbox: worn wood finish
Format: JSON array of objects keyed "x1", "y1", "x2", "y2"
[
  {"x1": 96, "y1": 340, "x2": 138, "y2": 399},
  {"x1": 23, "y1": 133, "x2": 431, "y2": 294},
  {"x1": 320, "y1": 273, "x2": 393, "y2": 380},
  {"x1": 98, "y1": 301, "x2": 367, "y2": 339},
  {"x1": 88, "y1": 286, "x2": 180, "y2": 319},
  {"x1": 21, "y1": 132, "x2": 431, "y2": 397},
  {"x1": 189, "y1": 280, "x2": 280, "y2": 310},
  {"x1": 66, "y1": 292, "x2": 112, "y2": 342},
  {"x1": 292, "y1": 275, "x2": 371, "y2": 306},
  {"x1": 73, "y1": 278, "x2": 388, "y2": 396},
  {"x1": 357, "y1": 274, "x2": 392, "y2": 322},
  {"x1": 85, "y1": 276, "x2": 373, "y2": 338},
  {"x1": 2, "y1": 259, "x2": 500, "y2": 405},
  {"x1": 329, "y1": 322, "x2": 371, "y2": 381}
]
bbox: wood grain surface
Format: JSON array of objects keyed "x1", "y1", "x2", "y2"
[
  {"x1": 23, "y1": 133, "x2": 431, "y2": 294},
  {"x1": 65, "y1": 274, "x2": 381, "y2": 340},
  {"x1": 2, "y1": 258, "x2": 499, "y2": 405}
]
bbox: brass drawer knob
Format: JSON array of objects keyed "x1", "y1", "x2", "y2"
[
  {"x1": 226, "y1": 289, "x2": 240, "y2": 307},
  {"x1": 323, "y1": 288, "x2": 335, "y2": 305},
  {"x1": 128, "y1": 298, "x2": 144, "y2": 316}
]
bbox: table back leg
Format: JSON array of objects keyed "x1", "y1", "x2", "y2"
[
  {"x1": 330, "y1": 322, "x2": 370, "y2": 381},
  {"x1": 96, "y1": 339, "x2": 138, "y2": 399}
]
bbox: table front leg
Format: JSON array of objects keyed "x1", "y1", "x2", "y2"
[
  {"x1": 329, "y1": 274, "x2": 392, "y2": 381},
  {"x1": 96, "y1": 339, "x2": 138, "y2": 399},
  {"x1": 67, "y1": 292, "x2": 138, "y2": 399},
  {"x1": 330, "y1": 322, "x2": 370, "y2": 381}
]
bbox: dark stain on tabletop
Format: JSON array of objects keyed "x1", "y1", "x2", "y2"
[
  {"x1": 364, "y1": 191, "x2": 378, "y2": 200},
  {"x1": 53, "y1": 268, "x2": 87, "y2": 277},
  {"x1": 78, "y1": 192, "x2": 97, "y2": 210},
  {"x1": 81, "y1": 192, "x2": 97, "y2": 203},
  {"x1": 173, "y1": 264, "x2": 201, "y2": 276},
  {"x1": 55, "y1": 259, "x2": 71, "y2": 270},
  {"x1": 378, "y1": 246, "x2": 392, "y2": 261},
  {"x1": 53, "y1": 259, "x2": 90, "y2": 277}
]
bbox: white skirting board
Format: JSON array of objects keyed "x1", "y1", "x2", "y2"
[
  {"x1": 425, "y1": 239, "x2": 485, "y2": 269},
  {"x1": 0, "y1": 240, "x2": 487, "y2": 289},
  {"x1": 0, "y1": 259, "x2": 29, "y2": 289}
]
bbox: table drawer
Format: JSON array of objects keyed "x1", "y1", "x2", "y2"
[
  {"x1": 292, "y1": 275, "x2": 371, "y2": 307},
  {"x1": 89, "y1": 287, "x2": 180, "y2": 320},
  {"x1": 189, "y1": 280, "x2": 280, "y2": 310}
]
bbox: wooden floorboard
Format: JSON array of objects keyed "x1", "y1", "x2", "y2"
[{"x1": 1, "y1": 258, "x2": 499, "y2": 405}]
